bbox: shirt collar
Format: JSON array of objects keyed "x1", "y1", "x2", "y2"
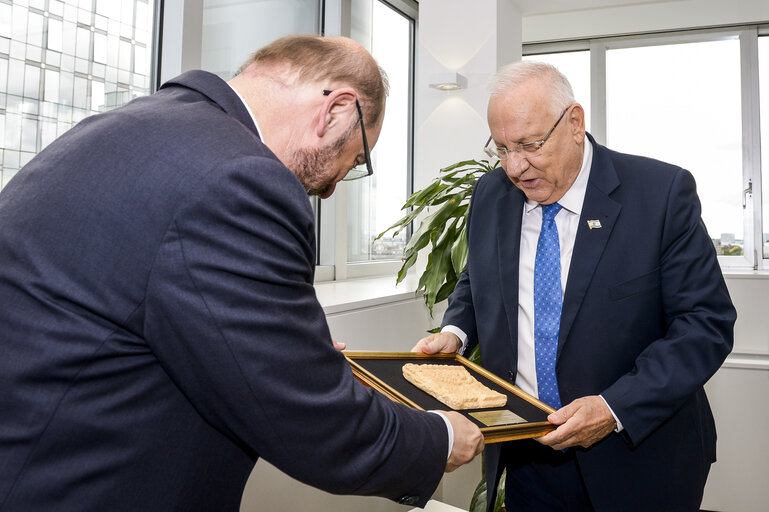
[
  {"x1": 228, "y1": 83, "x2": 265, "y2": 143},
  {"x1": 524, "y1": 137, "x2": 593, "y2": 216}
]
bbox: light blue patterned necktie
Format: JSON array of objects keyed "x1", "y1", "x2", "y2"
[{"x1": 534, "y1": 202, "x2": 563, "y2": 409}]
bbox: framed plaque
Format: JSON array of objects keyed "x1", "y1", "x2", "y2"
[{"x1": 345, "y1": 351, "x2": 556, "y2": 443}]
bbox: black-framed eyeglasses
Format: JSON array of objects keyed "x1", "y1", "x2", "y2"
[
  {"x1": 483, "y1": 105, "x2": 571, "y2": 160},
  {"x1": 323, "y1": 89, "x2": 374, "y2": 181}
]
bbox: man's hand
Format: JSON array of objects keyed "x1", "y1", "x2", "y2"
[
  {"x1": 332, "y1": 340, "x2": 346, "y2": 351},
  {"x1": 412, "y1": 332, "x2": 461, "y2": 354},
  {"x1": 536, "y1": 395, "x2": 616, "y2": 450},
  {"x1": 439, "y1": 411, "x2": 484, "y2": 472}
]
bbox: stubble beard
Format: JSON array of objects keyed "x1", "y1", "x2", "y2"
[{"x1": 289, "y1": 121, "x2": 358, "y2": 197}]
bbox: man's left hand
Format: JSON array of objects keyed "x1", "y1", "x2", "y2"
[{"x1": 536, "y1": 395, "x2": 616, "y2": 450}]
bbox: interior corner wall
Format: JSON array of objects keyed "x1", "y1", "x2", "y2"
[
  {"x1": 414, "y1": 0, "x2": 521, "y2": 281},
  {"x1": 415, "y1": 0, "x2": 521, "y2": 193}
]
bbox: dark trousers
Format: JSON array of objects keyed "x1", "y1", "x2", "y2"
[{"x1": 503, "y1": 440, "x2": 594, "y2": 512}]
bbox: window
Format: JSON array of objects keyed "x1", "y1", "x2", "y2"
[
  {"x1": 525, "y1": 26, "x2": 768, "y2": 270},
  {"x1": 201, "y1": 0, "x2": 320, "y2": 80},
  {"x1": 760, "y1": 35, "x2": 769, "y2": 258},
  {"x1": 316, "y1": 0, "x2": 417, "y2": 280},
  {"x1": 162, "y1": 0, "x2": 415, "y2": 281},
  {"x1": 606, "y1": 40, "x2": 743, "y2": 257},
  {"x1": 0, "y1": 0, "x2": 157, "y2": 189},
  {"x1": 347, "y1": 0, "x2": 414, "y2": 263},
  {"x1": 523, "y1": 51, "x2": 591, "y2": 133}
]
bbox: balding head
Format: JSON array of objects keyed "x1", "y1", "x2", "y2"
[{"x1": 236, "y1": 35, "x2": 389, "y2": 127}]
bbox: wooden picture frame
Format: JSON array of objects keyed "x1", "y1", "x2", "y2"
[{"x1": 345, "y1": 351, "x2": 556, "y2": 443}]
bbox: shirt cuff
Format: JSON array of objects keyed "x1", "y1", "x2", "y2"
[
  {"x1": 599, "y1": 394, "x2": 624, "y2": 432},
  {"x1": 441, "y1": 325, "x2": 468, "y2": 355},
  {"x1": 428, "y1": 411, "x2": 454, "y2": 460}
]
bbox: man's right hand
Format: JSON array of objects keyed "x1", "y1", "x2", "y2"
[
  {"x1": 412, "y1": 332, "x2": 461, "y2": 354},
  {"x1": 439, "y1": 411, "x2": 484, "y2": 472}
]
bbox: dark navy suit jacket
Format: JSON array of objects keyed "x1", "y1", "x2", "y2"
[
  {"x1": 0, "y1": 71, "x2": 447, "y2": 511},
  {"x1": 442, "y1": 134, "x2": 736, "y2": 511}
]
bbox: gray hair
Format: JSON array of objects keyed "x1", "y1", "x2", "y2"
[{"x1": 489, "y1": 60, "x2": 575, "y2": 117}]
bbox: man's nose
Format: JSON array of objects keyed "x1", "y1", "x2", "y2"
[{"x1": 503, "y1": 152, "x2": 529, "y2": 176}]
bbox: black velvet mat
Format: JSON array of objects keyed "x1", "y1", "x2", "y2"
[{"x1": 353, "y1": 357, "x2": 549, "y2": 429}]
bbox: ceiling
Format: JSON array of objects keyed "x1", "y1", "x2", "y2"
[{"x1": 511, "y1": 0, "x2": 680, "y2": 16}]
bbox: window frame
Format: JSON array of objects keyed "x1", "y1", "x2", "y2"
[
  {"x1": 525, "y1": 24, "x2": 768, "y2": 270},
  {"x1": 316, "y1": 0, "x2": 417, "y2": 282}
]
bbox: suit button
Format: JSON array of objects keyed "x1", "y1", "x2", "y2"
[{"x1": 397, "y1": 495, "x2": 420, "y2": 506}]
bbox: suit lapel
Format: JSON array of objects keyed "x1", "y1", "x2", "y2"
[
  {"x1": 497, "y1": 186, "x2": 525, "y2": 369},
  {"x1": 558, "y1": 139, "x2": 621, "y2": 357}
]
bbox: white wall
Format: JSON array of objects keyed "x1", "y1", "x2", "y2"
[
  {"x1": 523, "y1": 0, "x2": 769, "y2": 43},
  {"x1": 415, "y1": 0, "x2": 521, "y2": 194}
]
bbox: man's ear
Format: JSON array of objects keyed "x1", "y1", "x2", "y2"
[
  {"x1": 568, "y1": 103, "x2": 586, "y2": 143},
  {"x1": 316, "y1": 88, "x2": 357, "y2": 138}
]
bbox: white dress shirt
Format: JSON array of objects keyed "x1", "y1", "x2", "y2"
[
  {"x1": 228, "y1": 85, "x2": 265, "y2": 142},
  {"x1": 444, "y1": 139, "x2": 623, "y2": 431}
]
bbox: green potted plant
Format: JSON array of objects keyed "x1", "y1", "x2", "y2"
[
  {"x1": 376, "y1": 157, "x2": 507, "y2": 512},
  {"x1": 375, "y1": 158, "x2": 497, "y2": 320}
]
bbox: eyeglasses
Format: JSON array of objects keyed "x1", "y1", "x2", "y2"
[
  {"x1": 323, "y1": 89, "x2": 374, "y2": 181},
  {"x1": 483, "y1": 106, "x2": 570, "y2": 160}
]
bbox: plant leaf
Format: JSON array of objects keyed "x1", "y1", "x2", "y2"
[
  {"x1": 396, "y1": 250, "x2": 418, "y2": 284},
  {"x1": 403, "y1": 180, "x2": 447, "y2": 208},
  {"x1": 379, "y1": 159, "x2": 493, "y2": 315},
  {"x1": 469, "y1": 477, "x2": 487, "y2": 512},
  {"x1": 451, "y1": 223, "x2": 468, "y2": 275},
  {"x1": 403, "y1": 192, "x2": 465, "y2": 254},
  {"x1": 441, "y1": 159, "x2": 486, "y2": 173},
  {"x1": 435, "y1": 271, "x2": 458, "y2": 304},
  {"x1": 374, "y1": 204, "x2": 426, "y2": 241},
  {"x1": 467, "y1": 344, "x2": 482, "y2": 365}
]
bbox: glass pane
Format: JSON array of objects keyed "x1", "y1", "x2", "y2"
[
  {"x1": 44, "y1": 69, "x2": 60, "y2": 103},
  {"x1": 93, "y1": 32, "x2": 107, "y2": 64},
  {"x1": 21, "y1": 117, "x2": 38, "y2": 153},
  {"x1": 606, "y1": 40, "x2": 743, "y2": 255},
  {"x1": 523, "y1": 51, "x2": 591, "y2": 133},
  {"x1": 0, "y1": 4, "x2": 11, "y2": 39},
  {"x1": 118, "y1": 39, "x2": 131, "y2": 70},
  {"x1": 201, "y1": 0, "x2": 320, "y2": 80},
  {"x1": 0, "y1": 1, "x2": 156, "y2": 188},
  {"x1": 47, "y1": 18, "x2": 63, "y2": 53},
  {"x1": 347, "y1": 0, "x2": 412, "y2": 262},
  {"x1": 27, "y1": 12, "x2": 44, "y2": 48},
  {"x1": 75, "y1": 26, "x2": 90, "y2": 60},
  {"x1": 24, "y1": 64, "x2": 40, "y2": 99},
  {"x1": 760, "y1": 36, "x2": 769, "y2": 258}
]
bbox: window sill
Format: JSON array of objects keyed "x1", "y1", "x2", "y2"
[
  {"x1": 314, "y1": 274, "x2": 422, "y2": 314},
  {"x1": 723, "y1": 353, "x2": 769, "y2": 370},
  {"x1": 722, "y1": 269, "x2": 769, "y2": 279}
]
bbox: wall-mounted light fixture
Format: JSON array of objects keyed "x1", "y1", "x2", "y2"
[{"x1": 428, "y1": 72, "x2": 467, "y2": 91}]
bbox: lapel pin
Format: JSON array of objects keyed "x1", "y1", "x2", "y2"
[{"x1": 587, "y1": 219, "x2": 602, "y2": 230}]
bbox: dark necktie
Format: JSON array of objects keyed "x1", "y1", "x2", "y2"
[{"x1": 534, "y1": 202, "x2": 563, "y2": 409}]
